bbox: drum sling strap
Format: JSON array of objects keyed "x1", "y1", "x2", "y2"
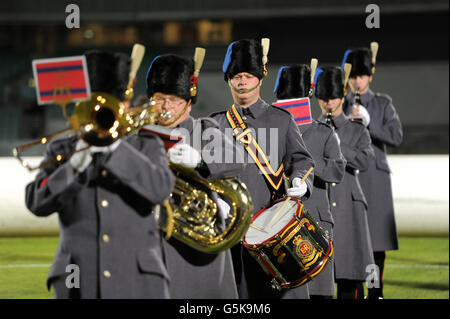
[{"x1": 226, "y1": 104, "x2": 285, "y2": 192}]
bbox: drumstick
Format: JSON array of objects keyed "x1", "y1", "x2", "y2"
[
  {"x1": 300, "y1": 166, "x2": 314, "y2": 184},
  {"x1": 267, "y1": 196, "x2": 292, "y2": 228},
  {"x1": 266, "y1": 166, "x2": 314, "y2": 228},
  {"x1": 249, "y1": 224, "x2": 268, "y2": 233}
]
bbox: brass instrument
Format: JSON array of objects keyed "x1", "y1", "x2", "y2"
[
  {"x1": 162, "y1": 163, "x2": 253, "y2": 253},
  {"x1": 15, "y1": 90, "x2": 254, "y2": 252},
  {"x1": 12, "y1": 92, "x2": 159, "y2": 171},
  {"x1": 15, "y1": 44, "x2": 253, "y2": 253},
  {"x1": 152, "y1": 46, "x2": 253, "y2": 252},
  {"x1": 14, "y1": 43, "x2": 148, "y2": 171}
]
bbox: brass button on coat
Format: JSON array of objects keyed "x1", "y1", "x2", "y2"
[
  {"x1": 102, "y1": 234, "x2": 110, "y2": 243},
  {"x1": 103, "y1": 270, "x2": 111, "y2": 278},
  {"x1": 101, "y1": 200, "x2": 109, "y2": 208}
]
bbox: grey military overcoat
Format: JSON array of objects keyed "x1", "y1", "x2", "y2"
[
  {"x1": 211, "y1": 98, "x2": 315, "y2": 299},
  {"x1": 25, "y1": 132, "x2": 175, "y2": 298},
  {"x1": 156, "y1": 115, "x2": 245, "y2": 298},
  {"x1": 319, "y1": 112, "x2": 375, "y2": 281},
  {"x1": 343, "y1": 89, "x2": 403, "y2": 252},
  {"x1": 297, "y1": 120, "x2": 346, "y2": 296}
]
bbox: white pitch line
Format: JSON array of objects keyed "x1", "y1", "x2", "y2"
[
  {"x1": 386, "y1": 264, "x2": 449, "y2": 270},
  {"x1": 0, "y1": 264, "x2": 51, "y2": 269}
]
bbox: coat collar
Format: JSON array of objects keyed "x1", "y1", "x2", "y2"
[
  {"x1": 346, "y1": 88, "x2": 375, "y2": 106},
  {"x1": 234, "y1": 98, "x2": 269, "y2": 119},
  {"x1": 318, "y1": 112, "x2": 348, "y2": 129},
  {"x1": 176, "y1": 115, "x2": 195, "y2": 133}
]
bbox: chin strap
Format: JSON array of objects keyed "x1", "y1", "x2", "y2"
[
  {"x1": 157, "y1": 99, "x2": 192, "y2": 127},
  {"x1": 228, "y1": 78, "x2": 262, "y2": 94}
]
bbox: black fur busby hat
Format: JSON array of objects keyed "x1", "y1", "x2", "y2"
[
  {"x1": 314, "y1": 66, "x2": 345, "y2": 100},
  {"x1": 146, "y1": 54, "x2": 197, "y2": 104},
  {"x1": 223, "y1": 39, "x2": 264, "y2": 81},
  {"x1": 274, "y1": 65, "x2": 311, "y2": 99},
  {"x1": 341, "y1": 47, "x2": 373, "y2": 77},
  {"x1": 84, "y1": 50, "x2": 130, "y2": 101}
]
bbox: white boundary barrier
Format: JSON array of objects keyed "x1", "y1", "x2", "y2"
[{"x1": 0, "y1": 155, "x2": 448, "y2": 237}]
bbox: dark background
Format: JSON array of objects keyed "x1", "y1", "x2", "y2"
[{"x1": 0, "y1": 0, "x2": 448, "y2": 155}]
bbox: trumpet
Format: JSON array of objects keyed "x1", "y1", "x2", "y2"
[{"x1": 12, "y1": 92, "x2": 161, "y2": 171}]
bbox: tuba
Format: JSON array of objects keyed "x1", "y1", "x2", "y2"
[
  {"x1": 161, "y1": 163, "x2": 252, "y2": 253},
  {"x1": 150, "y1": 46, "x2": 253, "y2": 253}
]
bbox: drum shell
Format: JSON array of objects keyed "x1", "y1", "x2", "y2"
[{"x1": 243, "y1": 197, "x2": 333, "y2": 289}]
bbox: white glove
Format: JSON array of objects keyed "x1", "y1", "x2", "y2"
[
  {"x1": 70, "y1": 139, "x2": 92, "y2": 173},
  {"x1": 216, "y1": 197, "x2": 231, "y2": 221},
  {"x1": 167, "y1": 143, "x2": 202, "y2": 168},
  {"x1": 356, "y1": 105, "x2": 371, "y2": 127},
  {"x1": 90, "y1": 139, "x2": 121, "y2": 153},
  {"x1": 286, "y1": 177, "x2": 308, "y2": 198}
]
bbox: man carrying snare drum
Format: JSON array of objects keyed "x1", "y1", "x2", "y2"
[{"x1": 210, "y1": 38, "x2": 315, "y2": 299}]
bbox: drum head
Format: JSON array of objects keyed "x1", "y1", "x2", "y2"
[{"x1": 244, "y1": 199, "x2": 299, "y2": 245}]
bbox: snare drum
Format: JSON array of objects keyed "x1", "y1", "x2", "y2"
[{"x1": 243, "y1": 197, "x2": 333, "y2": 290}]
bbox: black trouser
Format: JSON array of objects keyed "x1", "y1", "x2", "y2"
[
  {"x1": 368, "y1": 251, "x2": 386, "y2": 299},
  {"x1": 336, "y1": 279, "x2": 365, "y2": 299}
]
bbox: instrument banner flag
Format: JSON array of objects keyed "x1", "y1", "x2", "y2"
[
  {"x1": 273, "y1": 98, "x2": 312, "y2": 125},
  {"x1": 32, "y1": 56, "x2": 91, "y2": 105}
]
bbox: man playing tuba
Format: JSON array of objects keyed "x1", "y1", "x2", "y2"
[{"x1": 144, "y1": 51, "x2": 247, "y2": 298}]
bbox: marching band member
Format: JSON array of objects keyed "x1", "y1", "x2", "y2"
[
  {"x1": 210, "y1": 38, "x2": 315, "y2": 299},
  {"x1": 341, "y1": 44, "x2": 403, "y2": 299},
  {"x1": 315, "y1": 65, "x2": 375, "y2": 299},
  {"x1": 25, "y1": 51, "x2": 175, "y2": 298},
  {"x1": 273, "y1": 64, "x2": 346, "y2": 299},
  {"x1": 144, "y1": 52, "x2": 246, "y2": 298}
]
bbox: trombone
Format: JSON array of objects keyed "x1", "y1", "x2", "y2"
[
  {"x1": 13, "y1": 43, "x2": 155, "y2": 171},
  {"x1": 12, "y1": 92, "x2": 161, "y2": 171}
]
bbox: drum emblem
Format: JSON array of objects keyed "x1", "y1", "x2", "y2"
[{"x1": 293, "y1": 235, "x2": 313, "y2": 258}]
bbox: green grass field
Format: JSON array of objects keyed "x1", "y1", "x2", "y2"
[{"x1": 0, "y1": 236, "x2": 448, "y2": 299}]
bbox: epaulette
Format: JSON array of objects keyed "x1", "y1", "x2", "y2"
[
  {"x1": 375, "y1": 92, "x2": 392, "y2": 103},
  {"x1": 349, "y1": 118, "x2": 366, "y2": 128},
  {"x1": 197, "y1": 116, "x2": 220, "y2": 129},
  {"x1": 209, "y1": 110, "x2": 227, "y2": 118}
]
